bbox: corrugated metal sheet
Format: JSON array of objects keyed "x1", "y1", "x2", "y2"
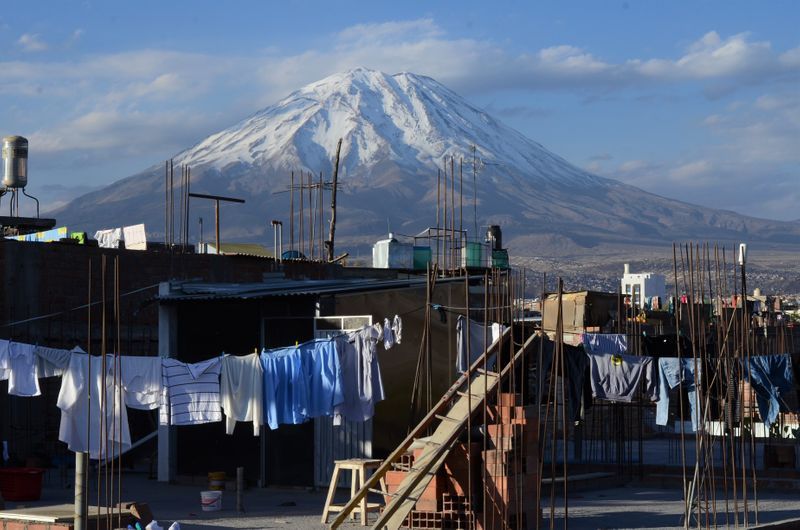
[
  {"x1": 158, "y1": 275, "x2": 468, "y2": 302},
  {"x1": 314, "y1": 416, "x2": 373, "y2": 488},
  {"x1": 313, "y1": 317, "x2": 374, "y2": 488}
]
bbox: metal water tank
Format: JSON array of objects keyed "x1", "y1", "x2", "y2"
[
  {"x1": 486, "y1": 225, "x2": 502, "y2": 250},
  {"x1": 2, "y1": 136, "x2": 28, "y2": 189}
]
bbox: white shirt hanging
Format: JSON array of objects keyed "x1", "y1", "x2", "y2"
[
  {"x1": 8, "y1": 342, "x2": 40, "y2": 397},
  {"x1": 0, "y1": 339, "x2": 9, "y2": 380},
  {"x1": 392, "y1": 315, "x2": 402, "y2": 344},
  {"x1": 220, "y1": 353, "x2": 263, "y2": 436},
  {"x1": 57, "y1": 353, "x2": 131, "y2": 459},
  {"x1": 121, "y1": 356, "x2": 162, "y2": 410},
  {"x1": 383, "y1": 318, "x2": 395, "y2": 350}
]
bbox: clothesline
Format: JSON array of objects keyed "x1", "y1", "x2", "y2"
[
  {"x1": 0, "y1": 283, "x2": 159, "y2": 329},
  {"x1": 547, "y1": 333, "x2": 799, "y2": 432},
  {"x1": 0, "y1": 315, "x2": 402, "y2": 460}
]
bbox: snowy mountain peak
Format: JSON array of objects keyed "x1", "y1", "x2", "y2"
[
  {"x1": 175, "y1": 68, "x2": 602, "y2": 187},
  {"x1": 54, "y1": 68, "x2": 800, "y2": 256}
]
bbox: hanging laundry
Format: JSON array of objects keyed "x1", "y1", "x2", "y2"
[
  {"x1": 57, "y1": 353, "x2": 131, "y2": 459},
  {"x1": 383, "y1": 318, "x2": 395, "y2": 350},
  {"x1": 221, "y1": 353, "x2": 263, "y2": 436},
  {"x1": 300, "y1": 340, "x2": 344, "y2": 419},
  {"x1": 94, "y1": 228, "x2": 122, "y2": 248},
  {"x1": 587, "y1": 353, "x2": 658, "y2": 403},
  {"x1": 261, "y1": 346, "x2": 309, "y2": 430},
  {"x1": 0, "y1": 339, "x2": 8, "y2": 380},
  {"x1": 656, "y1": 358, "x2": 702, "y2": 431},
  {"x1": 121, "y1": 356, "x2": 162, "y2": 410},
  {"x1": 333, "y1": 325, "x2": 385, "y2": 425},
  {"x1": 582, "y1": 333, "x2": 628, "y2": 355},
  {"x1": 2, "y1": 340, "x2": 73, "y2": 395},
  {"x1": 160, "y1": 357, "x2": 222, "y2": 426},
  {"x1": 743, "y1": 353, "x2": 796, "y2": 428},
  {"x1": 539, "y1": 341, "x2": 591, "y2": 423},
  {"x1": 34, "y1": 345, "x2": 75, "y2": 378},
  {"x1": 6, "y1": 342, "x2": 40, "y2": 397},
  {"x1": 455, "y1": 316, "x2": 505, "y2": 373},
  {"x1": 392, "y1": 315, "x2": 402, "y2": 345}
]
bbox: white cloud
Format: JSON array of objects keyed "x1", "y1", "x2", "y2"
[
  {"x1": 336, "y1": 19, "x2": 442, "y2": 46},
  {"x1": 3, "y1": 23, "x2": 799, "y2": 108},
  {"x1": 618, "y1": 160, "x2": 654, "y2": 173},
  {"x1": 669, "y1": 160, "x2": 713, "y2": 182},
  {"x1": 595, "y1": 91, "x2": 800, "y2": 219},
  {"x1": 706, "y1": 91, "x2": 800, "y2": 164},
  {"x1": 29, "y1": 108, "x2": 223, "y2": 155},
  {"x1": 17, "y1": 33, "x2": 48, "y2": 52},
  {"x1": 3, "y1": 19, "x2": 799, "y2": 220}
]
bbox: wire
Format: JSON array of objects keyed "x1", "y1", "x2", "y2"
[
  {"x1": 0, "y1": 283, "x2": 159, "y2": 328},
  {"x1": 429, "y1": 302, "x2": 513, "y2": 313}
]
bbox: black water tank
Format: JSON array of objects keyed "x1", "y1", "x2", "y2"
[{"x1": 486, "y1": 225, "x2": 502, "y2": 250}]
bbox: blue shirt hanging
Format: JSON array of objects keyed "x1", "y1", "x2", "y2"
[
  {"x1": 261, "y1": 347, "x2": 309, "y2": 430},
  {"x1": 300, "y1": 339, "x2": 344, "y2": 419}
]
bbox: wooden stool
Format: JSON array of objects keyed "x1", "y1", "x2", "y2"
[{"x1": 321, "y1": 458, "x2": 387, "y2": 526}]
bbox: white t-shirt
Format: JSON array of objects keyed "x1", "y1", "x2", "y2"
[
  {"x1": 121, "y1": 356, "x2": 162, "y2": 410},
  {"x1": 8, "y1": 342, "x2": 40, "y2": 397}
]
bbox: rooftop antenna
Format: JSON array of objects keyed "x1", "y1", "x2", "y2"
[
  {"x1": 325, "y1": 138, "x2": 343, "y2": 262},
  {"x1": 472, "y1": 144, "x2": 478, "y2": 241},
  {"x1": 188, "y1": 193, "x2": 245, "y2": 254}
]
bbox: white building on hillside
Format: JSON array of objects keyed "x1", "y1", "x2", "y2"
[{"x1": 621, "y1": 263, "x2": 667, "y2": 306}]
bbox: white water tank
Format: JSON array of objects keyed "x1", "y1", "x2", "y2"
[
  {"x1": 2, "y1": 136, "x2": 28, "y2": 189},
  {"x1": 372, "y1": 234, "x2": 413, "y2": 269}
]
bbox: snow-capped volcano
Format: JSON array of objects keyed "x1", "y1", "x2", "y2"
[
  {"x1": 175, "y1": 68, "x2": 601, "y2": 190},
  {"x1": 54, "y1": 68, "x2": 800, "y2": 255}
]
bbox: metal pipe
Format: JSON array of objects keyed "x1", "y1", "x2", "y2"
[
  {"x1": 215, "y1": 199, "x2": 220, "y2": 254},
  {"x1": 236, "y1": 466, "x2": 245, "y2": 513}
]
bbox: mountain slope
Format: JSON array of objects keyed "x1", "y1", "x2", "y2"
[{"x1": 52, "y1": 68, "x2": 800, "y2": 256}]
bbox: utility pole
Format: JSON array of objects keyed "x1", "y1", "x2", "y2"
[{"x1": 326, "y1": 138, "x2": 343, "y2": 262}]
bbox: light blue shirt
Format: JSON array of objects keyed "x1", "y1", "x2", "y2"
[
  {"x1": 300, "y1": 339, "x2": 344, "y2": 419},
  {"x1": 261, "y1": 346, "x2": 309, "y2": 430}
]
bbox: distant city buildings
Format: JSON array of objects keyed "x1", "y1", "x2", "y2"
[{"x1": 621, "y1": 263, "x2": 667, "y2": 306}]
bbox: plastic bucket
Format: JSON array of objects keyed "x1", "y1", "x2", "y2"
[
  {"x1": 0, "y1": 468, "x2": 44, "y2": 501},
  {"x1": 207, "y1": 471, "x2": 226, "y2": 491},
  {"x1": 200, "y1": 490, "x2": 222, "y2": 512}
]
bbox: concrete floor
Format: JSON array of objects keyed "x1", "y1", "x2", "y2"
[{"x1": 5, "y1": 472, "x2": 800, "y2": 529}]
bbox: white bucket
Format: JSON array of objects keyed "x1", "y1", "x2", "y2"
[{"x1": 200, "y1": 490, "x2": 222, "y2": 512}]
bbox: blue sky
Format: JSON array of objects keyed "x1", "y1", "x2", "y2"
[{"x1": 2, "y1": 1, "x2": 798, "y2": 219}]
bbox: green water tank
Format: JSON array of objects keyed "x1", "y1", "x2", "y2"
[
  {"x1": 492, "y1": 249, "x2": 509, "y2": 269},
  {"x1": 413, "y1": 246, "x2": 432, "y2": 270},
  {"x1": 463, "y1": 242, "x2": 485, "y2": 268}
]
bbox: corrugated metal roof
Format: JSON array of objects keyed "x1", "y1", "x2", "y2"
[{"x1": 158, "y1": 275, "x2": 468, "y2": 302}]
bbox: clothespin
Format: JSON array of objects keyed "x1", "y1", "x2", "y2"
[{"x1": 295, "y1": 340, "x2": 299, "y2": 346}]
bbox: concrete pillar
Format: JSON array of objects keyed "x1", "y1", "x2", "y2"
[
  {"x1": 74, "y1": 452, "x2": 87, "y2": 530},
  {"x1": 157, "y1": 281, "x2": 178, "y2": 482}
]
